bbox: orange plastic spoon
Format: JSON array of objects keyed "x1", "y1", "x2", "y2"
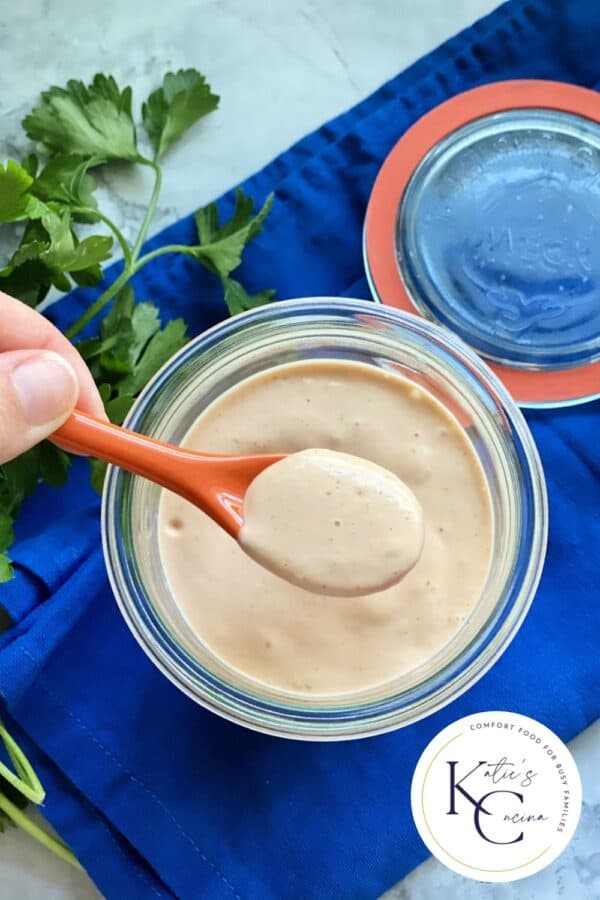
[{"x1": 53, "y1": 411, "x2": 285, "y2": 538}]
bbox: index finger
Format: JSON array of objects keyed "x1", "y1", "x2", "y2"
[{"x1": 0, "y1": 290, "x2": 106, "y2": 419}]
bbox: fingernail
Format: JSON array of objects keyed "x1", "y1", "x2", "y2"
[{"x1": 11, "y1": 352, "x2": 78, "y2": 426}]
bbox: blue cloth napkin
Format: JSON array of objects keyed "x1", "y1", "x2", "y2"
[{"x1": 2, "y1": 1, "x2": 600, "y2": 897}]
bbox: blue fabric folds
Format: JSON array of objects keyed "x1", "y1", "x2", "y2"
[{"x1": 1, "y1": 1, "x2": 600, "y2": 897}]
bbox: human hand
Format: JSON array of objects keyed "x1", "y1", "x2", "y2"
[{"x1": 0, "y1": 291, "x2": 106, "y2": 464}]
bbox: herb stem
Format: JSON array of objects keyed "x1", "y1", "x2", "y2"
[
  {"x1": 131, "y1": 159, "x2": 162, "y2": 262},
  {"x1": 0, "y1": 794, "x2": 82, "y2": 869},
  {"x1": 133, "y1": 243, "x2": 197, "y2": 272},
  {"x1": 65, "y1": 158, "x2": 163, "y2": 340},
  {"x1": 64, "y1": 267, "x2": 130, "y2": 340},
  {"x1": 0, "y1": 722, "x2": 45, "y2": 805}
]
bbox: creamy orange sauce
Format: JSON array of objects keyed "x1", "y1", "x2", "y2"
[
  {"x1": 239, "y1": 449, "x2": 424, "y2": 596},
  {"x1": 158, "y1": 360, "x2": 492, "y2": 695}
]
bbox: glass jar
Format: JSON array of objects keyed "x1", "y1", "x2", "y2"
[{"x1": 102, "y1": 298, "x2": 547, "y2": 739}]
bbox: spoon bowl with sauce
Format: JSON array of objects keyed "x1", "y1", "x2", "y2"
[
  {"x1": 54, "y1": 411, "x2": 423, "y2": 596},
  {"x1": 239, "y1": 448, "x2": 424, "y2": 596}
]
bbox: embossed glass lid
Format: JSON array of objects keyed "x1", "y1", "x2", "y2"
[{"x1": 364, "y1": 81, "x2": 600, "y2": 407}]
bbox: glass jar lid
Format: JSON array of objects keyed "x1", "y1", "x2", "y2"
[{"x1": 364, "y1": 80, "x2": 600, "y2": 407}]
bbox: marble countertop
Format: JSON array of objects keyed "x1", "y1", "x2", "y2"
[{"x1": 0, "y1": 1, "x2": 598, "y2": 898}]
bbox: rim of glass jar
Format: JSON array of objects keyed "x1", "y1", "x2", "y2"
[{"x1": 102, "y1": 298, "x2": 548, "y2": 740}]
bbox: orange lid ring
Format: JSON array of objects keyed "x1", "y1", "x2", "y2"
[{"x1": 364, "y1": 79, "x2": 600, "y2": 406}]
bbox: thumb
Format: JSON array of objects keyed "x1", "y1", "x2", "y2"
[{"x1": 0, "y1": 350, "x2": 79, "y2": 464}]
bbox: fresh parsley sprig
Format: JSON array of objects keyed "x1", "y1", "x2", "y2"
[
  {"x1": 0, "y1": 68, "x2": 275, "y2": 584},
  {"x1": 0, "y1": 65, "x2": 275, "y2": 869}
]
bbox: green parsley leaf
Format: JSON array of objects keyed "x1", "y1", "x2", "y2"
[
  {"x1": 79, "y1": 288, "x2": 161, "y2": 378},
  {"x1": 0, "y1": 257, "x2": 52, "y2": 307},
  {"x1": 0, "y1": 509, "x2": 15, "y2": 587},
  {"x1": 0, "y1": 555, "x2": 14, "y2": 584},
  {"x1": 222, "y1": 277, "x2": 275, "y2": 316},
  {"x1": 0, "y1": 510, "x2": 14, "y2": 554},
  {"x1": 119, "y1": 318, "x2": 187, "y2": 395},
  {"x1": 1, "y1": 449, "x2": 41, "y2": 506},
  {"x1": 0, "y1": 441, "x2": 72, "y2": 578},
  {"x1": 142, "y1": 69, "x2": 219, "y2": 160},
  {"x1": 0, "y1": 221, "x2": 54, "y2": 304},
  {"x1": 0, "y1": 449, "x2": 39, "y2": 578},
  {"x1": 32, "y1": 154, "x2": 98, "y2": 217},
  {"x1": 192, "y1": 189, "x2": 273, "y2": 279},
  {"x1": 97, "y1": 383, "x2": 112, "y2": 404},
  {"x1": 89, "y1": 459, "x2": 108, "y2": 494},
  {"x1": 101, "y1": 283, "x2": 136, "y2": 334},
  {"x1": 38, "y1": 207, "x2": 72, "y2": 264},
  {"x1": 0, "y1": 209, "x2": 110, "y2": 305},
  {"x1": 105, "y1": 394, "x2": 135, "y2": 424},
  {"x1": 67, "y1": 235, "x2": 113, "y2": 271},
  {"x1": 70, "y1": 265, "x2": 103, "y2": 287},
  {"x1": 10, "y1": 235, "x2": 48, "y2": 270},
  {"x1": 0, "y1": 161, "x2": 44, "y2": 224},
  {"x1": 23, "y1": 75, "x2": 138, "y2": 163},
  {"x1": 20, "y1": 154, "x2": 38, "y2": 178},
  {"x1": 38, "y1": 443, "x2": 71, "y2": 488},
  {"x1": 77, "y1": 288, "x2": 188, "y2": 493},
  {"x1": 51, "y1": 270, "x2": 72, "y2": 292},
  {"x1": 39, "y1": 207, "x2": 112, "y2": 272},
  {"x1": 126, "y1": 303, "x2": 162, "y2": 361},
  {"x1": 1, "y1": 67, "x2": 274, "y2": 571},
  {"x1": 101, "y1": 294, "x2": 161, "y2": 375}
]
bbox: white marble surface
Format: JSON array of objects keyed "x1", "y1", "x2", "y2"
[{"x1": 0, "y1": 0, "x2": 598, "y2": 898}]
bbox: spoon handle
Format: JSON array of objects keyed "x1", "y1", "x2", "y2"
[
  {"x1": 52, "y1": 411, "x2": 284, "y2": 538},
  {"x1": 54, "y1": 411, "x2": 200, "y2": 489}
]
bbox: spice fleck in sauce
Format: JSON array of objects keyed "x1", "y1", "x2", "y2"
[{"x1": 158, "y1": 360, "x2": 492, "y2": 695}]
